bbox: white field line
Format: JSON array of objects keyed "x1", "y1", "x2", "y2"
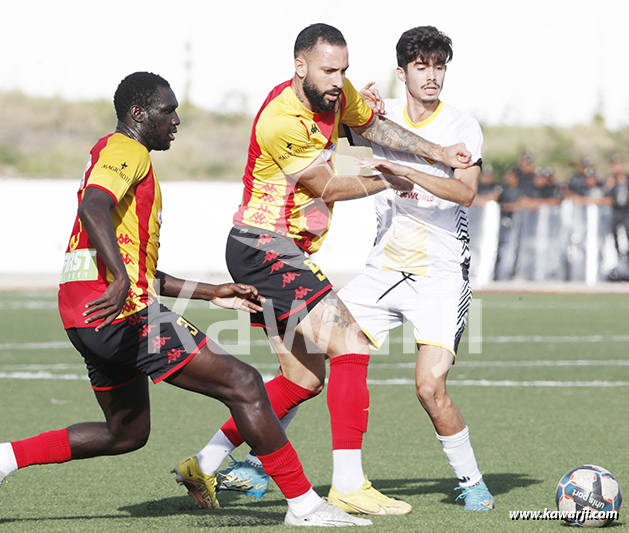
[
  {"x1": 367, "y1": 379, "x2": 629, "y2": 387},
  {"x1": 2, "y1": 333, "x2": 628, "y2": 352},
  {"x1": 0, "y1": 363, "x2": 626, "y2": 387},
  {"x1": 243, "y1": 334, "x2": 629, "y2": 347}
]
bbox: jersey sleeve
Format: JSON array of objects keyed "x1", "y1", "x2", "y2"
[
  {"x1": 86, "y1": 138, "x2": 152, "y2": 203},
  {"x1": 258, "y1": 112, "x2": 321, "y2": 177},
  {"x1": 458, "y1": 116, "x2": 483, "y2": 164},
  {"x1": 340, "y1": 78, "x2": 374, "y2": 129}
]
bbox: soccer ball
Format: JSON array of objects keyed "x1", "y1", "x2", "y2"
[{"x1": 555, "y1": 465, "x2": 622, "y2": 527}]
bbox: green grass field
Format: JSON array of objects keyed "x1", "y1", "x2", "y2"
[{"x1": 0, "y1": 290, "x2": 627, "y2": 532}]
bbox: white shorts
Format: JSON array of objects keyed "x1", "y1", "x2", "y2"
[{"x1": 338, "y1": 267, "x2": 472, "y2": 357}]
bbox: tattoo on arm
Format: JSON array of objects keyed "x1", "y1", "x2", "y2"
[{"x1": 359, "y1": 115, "x2": 440, "y2": 160}]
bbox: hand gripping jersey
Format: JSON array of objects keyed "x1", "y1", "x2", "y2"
[
  {"x1": 58, "y1": 133, "x2": 162, "y2": 329},
  {"x1": 352, "y1": 100, "x2": 483, "y2": 279},
  {"x1": 233, "y1": 78, "x2": 374, "y2": 254}
]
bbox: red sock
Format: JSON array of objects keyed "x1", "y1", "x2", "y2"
[
  {"x1": 327, "y1": 353, "x2": 370, "y2": 450},
  {"x1": 11, "y1": 429, "x2": 72, "y2": 469},
  {"x1": 220, "y1": 375, "x2": 320, "y2": 447},
  {"x1": 258, "y1": 441, "x2": 311, "y2": 499}
]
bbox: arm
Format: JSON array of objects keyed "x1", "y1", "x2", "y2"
[
  {"x1": 155, "y1": 271, "x2": 264, "y2": 313},
  {"x1": 358, "y1": 156, "x2": 480, "y2": 207},
  {"x1": 79, "y1": 187, "x2": 131, "y2": 331},
  {"x1": 353, "y1": 114, "x2": 472, "y2": 169},
  {"x1": 294, "y1": 155, "x2": 413, "y2": 203}
]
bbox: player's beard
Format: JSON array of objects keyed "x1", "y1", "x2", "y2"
[
  {"x1": 145, "y1": 115, "x2": 172, "y2": 152},
  {"x1": 420, "y1": 83, "x2": 442, "y2": 107},
  {"x1": 303, "y1": 74, "x2": 340, "y2": 113}
]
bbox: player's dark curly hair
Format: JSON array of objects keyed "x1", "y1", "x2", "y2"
[
  {"x1": 396, "y1": 26, "x2": 453, "y2": 70},
  {"x1": 294, "y1": 23, "x2": 346, "y2": 58},
  {"x1": 113, "y1": 72, "x2": 171, "y2": 121}
]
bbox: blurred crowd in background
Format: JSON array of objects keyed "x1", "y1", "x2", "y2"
[{"x1": 469, "y1": 153, "x2": 629, "y2": 283}]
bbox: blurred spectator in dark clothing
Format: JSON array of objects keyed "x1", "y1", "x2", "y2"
[
  {"x1": 566, "y1": 158, "x2": 612, "y2": 206},
  {"x1": 515, "y1": 151, "x2": 536, "y2": 190},
  {"x1": 566, "y1": 158, "x2": 591, "y2": 196},
  {"x1": 520, "y1": 167, "x2": 563, "y2": 210},
  {"x1": 607, "y1": 155, "x2": 629, "y2": 262},
  {"x1": 497, "y1": 166, "x2": 525, "y2": 216},
  {"x1": 473, "y1": 164, "x2": 499, "y2": 206},
  {"x1": 494, "y1": 167, "x2": 525, "y2": 280}
]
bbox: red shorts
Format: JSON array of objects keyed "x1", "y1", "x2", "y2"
[
  {"x1": 226, "y1": 226, "x2": 333, "y2": 335},
  {"x1": 66, "y1": 303, "x2": 207, "y2": 390}
]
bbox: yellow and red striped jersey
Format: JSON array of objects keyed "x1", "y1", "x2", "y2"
[
  {"x1": 58, "y1": 132, "x2": 162, "y2": 329},
  {"x1": 233, "y1": 78, "x2": 374, "y2": 253}
]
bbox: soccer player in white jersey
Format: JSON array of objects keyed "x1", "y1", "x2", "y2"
[{"x1": 341, "y1": 25, "x2": 495, "y2": 511}]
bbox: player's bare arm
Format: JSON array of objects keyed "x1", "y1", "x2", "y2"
[
  {"x1": 353, "y1": 114, "x2": 472, "y2": 169},
  {"x1": 78, "y1": 187, "x2": 131, "y2": 331},
  {"x1": 358, "y1": 156, "x2": 480, "y2": 207},
  {"x1": 294, "y1": 154, "x2": 413, "y2": 202},
  {"x1": 155, "y1": 271, "x2": 265, "y2": 314}
]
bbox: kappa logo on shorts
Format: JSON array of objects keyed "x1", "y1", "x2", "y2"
[
  {"x1": 256, "y1": 233, "x2": 277, "y2": 247},
  {"x1": 263, "y1": 250, "x2": 283, "y2": 263},
  {"x1": 139, "y1": 324, "x2": 157, "y2": 340},
  {"x1": 152, "y1": 336, "x2": 171, "y2": 353},
  {"x1": 167, "y1": 348, "x2": 186, "y2": 364},
  {"x1": 282, "y1": 271, "x2": 301, "y2": 288},
  {"x1": 294, "y1": 286, "x2": 313, "y2": 300},
  {"x1": 126, "y1": 314, "x2": 143, "y2": 328},
  {"x1": 270, "y1": 261, "x2": 287, "y2": 273}
]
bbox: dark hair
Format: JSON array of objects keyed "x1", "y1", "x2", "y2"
[
  {"x1": 113, "y1": 72, "x2": 171, "y2": 121},
  {"x1": 396, "y1": 26, "x2": 453, "y2": 69},
  {"x1": 294, "y1": 23, "x2": 346, "y2": 58}
]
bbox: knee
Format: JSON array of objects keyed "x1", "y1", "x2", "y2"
[
  {"x1": 110, "y1": 422, "x2": 150, "y2": 454},
  {"x1": 233, "y1": 366, "x2": 268, "y2": 404},
  {"x1": 416, "y1": 381, "x2": 451, "y2": 415},
  {"x1": 289, "y1": 369, "x2": 325, "y2": 393},
  {"x1": 121, "y1": 432, "x2": 150, "y2": 453},
  {"x1": 280, "y1": 362, "x2": 326, "y2": 393}
]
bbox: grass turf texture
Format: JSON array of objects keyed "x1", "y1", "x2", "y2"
[{"x1": 0, "y1": 290, "x2": 627, "y2": 532}]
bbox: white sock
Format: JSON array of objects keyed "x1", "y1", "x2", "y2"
[
  {"x1": 286, "y1": 487, "x2": 322, "y2": 517},
  {"x1": 0, "y1": 443, "x2": 18, "y2": 476},
  {"x1": 245, "y1": 452, "x2": 262, "y2": 468},
  {"x1": 280, "y1": 405, "x2": 299, "y2": 431},
  {"x1": 196, "y1": 430, "x2": 236, "y2": 475},
  {"x1": 436, "y1": 426, "x2": 482, "y2": 487},
  {"x1": 246, "y1": 406, "x2": 299, "y2": 468},
  {"x1": 332, "y1": 449, "x2": 365, "y2": 493}
]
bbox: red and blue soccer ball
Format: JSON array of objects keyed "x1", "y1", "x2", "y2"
[{"x1": 556, "y1": 465, "x2": 622, "y2": 527}]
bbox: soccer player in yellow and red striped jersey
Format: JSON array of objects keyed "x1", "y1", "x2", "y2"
[
  {"x1": 0, "y1": 72, "x2": 370, "y2": 526},
  {"x1": 58, "y1": 131, "x2": 161, "y2": 328},
  {"x1": 181, "y1": 23, "x2": 474, "y2": 516}
]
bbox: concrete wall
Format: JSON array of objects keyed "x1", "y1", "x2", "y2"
[{"x1": 0, "y1": 179, "x2": 376, "y2": 289}]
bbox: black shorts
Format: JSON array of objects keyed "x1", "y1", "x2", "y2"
[
  {"x1": 226, "y1": 226, "x2": 333, "y2": 335},
  {"x1": 66, "y1": 303, "x2": 207, "y2": 391}
]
